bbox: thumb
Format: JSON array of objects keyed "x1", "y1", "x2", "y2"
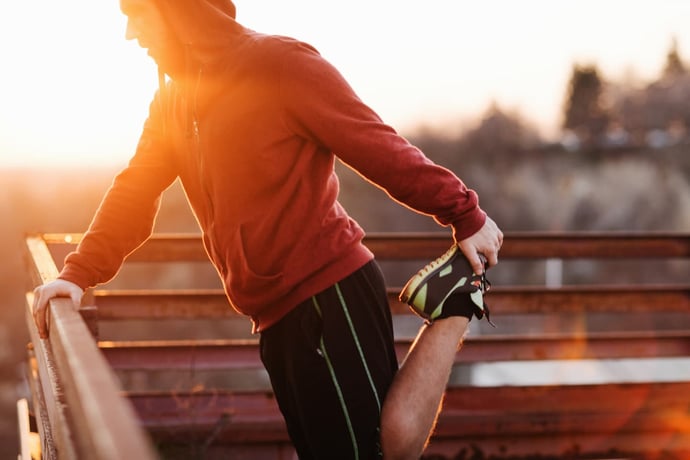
[{"x1": 70, "y1": 290, "x2": 83, "y2": 308}]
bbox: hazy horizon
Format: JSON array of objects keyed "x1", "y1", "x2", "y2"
[{"x1": 2, "y1": 0, "x2": 690, "y2": 167}]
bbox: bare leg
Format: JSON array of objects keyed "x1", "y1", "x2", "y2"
[{"x1": 380, "y1": 316, "x2": 469, "y2": 460}]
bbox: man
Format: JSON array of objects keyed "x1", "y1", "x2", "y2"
[{"x1": 32, "y1": 1, "x2": 503, "y2": 458}]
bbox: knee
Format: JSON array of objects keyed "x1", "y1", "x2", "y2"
[{"x1": 380, "y1": 409, "x2": 427, "y2": 460}]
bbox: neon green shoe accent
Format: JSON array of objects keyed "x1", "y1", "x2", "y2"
[
  {"x1": 439, "y1": 265, "x2": 453, "y2": 277},
  {"x1": 470, "y1": 289, "x2": 484, "y2": 309},
  {"x1": 414, "y1": 284, "x2": 428, "y2": 311}
]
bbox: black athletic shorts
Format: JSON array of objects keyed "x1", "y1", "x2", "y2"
[{"x1": 259, "y1": 260, "x2": 399, "y2": 460}]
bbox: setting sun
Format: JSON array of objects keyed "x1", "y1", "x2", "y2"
[
  {"x1": 0, "y1": 1, "x2": 156, "y2": 167},
  {"x1": 2, "y1": 0, "x2": 690, "y2": 166}
]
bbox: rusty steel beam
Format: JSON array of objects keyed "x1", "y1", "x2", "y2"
[
  {"x1": 129, "y1": 382, "x2": 690, "y2": 423},
  {"x1": 490, "y1": 232, "x2": 690, "y2": 259},
  {"x1": 99, "y1": 329, "x2": 690, "y2": 371},
  {"x1": 474, "y1": 284, "x2": 690, "y2": 314},
  {"x1": 42, "y1": 232, "x2": 690, "y2": 263},
  {"x1": 126, "y1": 382, "x2": 690, "y2": 454},
  {"x1": 128, "y1": 390, "x2": 290, "y2": 443},
  {"x1": 423, "y1": 432, "x2": 690, "y2": 460},
  {"x1": 391, "y1": 285, "x2": 690, "y2": 315},
  {"x1": 92, "y1": 289, "x2": 235, "y2": 319},
  {"x1": 125, "y1": 234, "x2": 210, "y2": 262},
  {"x1": 435, "y1": 408, "x2": 690, "y2": 439},
  {"x1": 439, "y1": 381, "x2": 690, "y2": 425},
  {"x1": 126, "y1": 232, "x2": 690, "y2": 261},
  {"x1": 100, "y1": 339, "x2": 260, "y2": 370},
  {"x1": 91, "y1": 284, "x2": 689, "y2": 321},
  {"x1": 458, "y1": 330, "x2": 690, "y2": 362},
  {"x1": 41, "y1": 232, "x2": 210, "y2": 263}
]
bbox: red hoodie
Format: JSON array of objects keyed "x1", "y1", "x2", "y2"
[{"x1": 59, "y1": 0, "x2": 486, "y2": 332}]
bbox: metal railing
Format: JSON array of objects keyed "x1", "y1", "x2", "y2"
[
  {"x1": 23, "y1": 235, "x2": 159, "y2": 460},
  {"x1": 21, "y1": 232, "x2": 690, "y2": 459}
]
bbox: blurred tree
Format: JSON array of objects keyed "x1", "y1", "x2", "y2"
[
  {"x1": 415, "y1": 103, "x2": 543, "y2": 181},
  {"x1": 663, "y1": 36, "x2": 686, "y2": 79},
  {"x1": 461, "y1": 103, "x2": 541, "y2": 157},
  {"x1": 607, "y1": 38, "x2": 690, "y2": 145},
  {"x1": 651, "y1": 38, "x2": 690, "y2": 141},
  {"x1": 600, "y1": 38, "x2": 690, "y2": 147},
  {"x1": 562, "y1": 64, "x2": 610, "y2": 150}
]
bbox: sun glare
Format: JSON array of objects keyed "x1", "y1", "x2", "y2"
[
  {"x1": 1, "y1": 0, "x2": 690, "y2": 167},
  {"x1": 0, "y1": 0, "x2": 156, "y2": 167}
]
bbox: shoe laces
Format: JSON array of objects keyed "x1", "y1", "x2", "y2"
[
  {"x1": 475, "y1": 271, "x2": 491, "y2": 294},
  {"x1": 473, "y1": 262, "x2": 496, "y2": 327},
  {"x1": 471, "y1": 255, "x2": 491, "y2": 294}
]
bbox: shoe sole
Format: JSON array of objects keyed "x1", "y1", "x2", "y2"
[{"x1": 399, "y1": 245, "x2": 459, "y2": 306}]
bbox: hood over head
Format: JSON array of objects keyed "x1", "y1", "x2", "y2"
[{"x1": 152, "y1": 0, "x2": 241, "y2": 76}]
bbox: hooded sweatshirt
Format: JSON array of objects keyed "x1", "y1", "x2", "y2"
[{"x1": 58, "y1": 0, "x2": 486, "y2": 332}]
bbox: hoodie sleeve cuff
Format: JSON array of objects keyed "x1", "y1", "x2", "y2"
[
  {"x1": 451, "y1": 208, "x2": 487, "y2": 243},
  {"x1": 57, "y1": 266, "x2": 94, "y2": 292}
]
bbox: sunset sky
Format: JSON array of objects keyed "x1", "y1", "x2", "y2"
[{"x1": 1, "y1": 0, "x2": 690, "y2": 167}]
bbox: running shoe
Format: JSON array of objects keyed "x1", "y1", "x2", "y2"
[{"x1": 399, "y1": 244, "x2": 494, "y2": 325}]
